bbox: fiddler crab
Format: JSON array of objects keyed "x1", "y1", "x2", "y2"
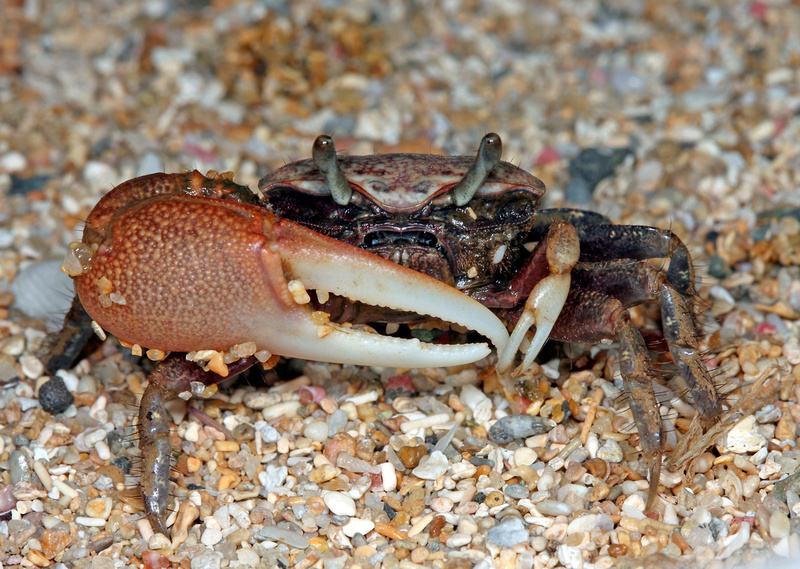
[{"x1": 58, "y1": 134, "x2": 721, "y2": 535}]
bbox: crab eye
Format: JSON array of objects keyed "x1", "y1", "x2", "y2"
[
  {"x1": 313, "y1": 135, "x2": 353, "y2": 206},
  {"x1": 452, "y1": 133, "x2": 503, "y2": 206}
]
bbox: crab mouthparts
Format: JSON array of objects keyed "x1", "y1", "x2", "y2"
[{"x1": 360, "y1": 230, "x2": 456, "y2": 284}]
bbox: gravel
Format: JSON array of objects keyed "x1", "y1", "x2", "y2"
[{"x1": 1, "y1": 1, "x2": 800, "y2": 568}]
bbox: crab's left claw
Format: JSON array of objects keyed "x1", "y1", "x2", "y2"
[{"x1": 65, "y1": 173, "x2": 509, "y2": 370}]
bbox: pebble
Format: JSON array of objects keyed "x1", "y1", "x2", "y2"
[
  {"x1": 255, "y1": 527, "x2": 310, "y2": 549},
  {"x1": 148, "y1": 533, "x2": 171, "y2": 550},
  {"x1": 260, "y1": 401, "x2": 301, "y2": 420},
  {"x1": 557, "y1": 544, "x2": 584, "y2": 569},
  {"x1": 722, "y1": 415, "x2": 768, "y2": 453},
  {"x1": 201, "y1": 526, "x2": 223, "y2": 546},
  {"x1": 75, "y1": 517, "x2": 106, "y2": 527},
  {"x1": 380, "y1": 462, "x2": 397, "y2": 492},
  {"x1": 0, "y1": 150, "x2": 27, "y2": 172},
  {"x1": 783, "y1": 338, "x2": 800, "y2": 365},
  {"x1": 489, "y1": 415, "x2": 555, "y2": 444},
  {"x1": 596, "y1": 440, "x2": 623, "y2": 462},
  {"x1": 411, "y1": 450, "x2": 450, "y2": 480},
  {"x1": 9, "y1": 450, "x2": 31, "y2": 484},
  {"x1": 303, "y1": 421, "x2": 329, "y2": 442},
  {"x1": 430, "y1": 497, "x2": 454, "y2": 513},
  {"x1": 10, "y1": 262, "x2": 73, "y2": 331},
  {"x1": 323, "y1": 492, "x2": 356, "y2": 516},
  {"x1": 461, "y1": 384, "x2": 492, "y2": 423},
  {"x1": 769, "y1": 510, "x2": 791, "y2": 540},
  {"x1": 400, "y1": 413, "x2": 450, "y2": 433},
  {"x1": 503, "y1": 483, "x2": 529, "y2": 500},
  {"x1": 85, "y1": 497, "x2": 112, "y2": 519},
  {"x1": 38, "y1": 376, "x2": 74, "y2": 415},
  {"x1": 487, "y1": 517, "x2": 529, "y2": 547},
  {"x1": 567, "y1": 514, "x2": 598, "y2": 535},
  {"x1": 514, "y1": 447, "x2": 538, "y2": 466},
  {"x1": 343, "y1": 518, "x2": 375, "y2": 537},
  {"x1": 446, "y1": 533, "x2": 472, "y2": 548},
  {"x1": 537, "y1": 500, "x2": 572, "y2": 516},
  {"x1": 190, "y1": 551, "x2": 222, "y2": 569},
  {"x1": 718, "y1": 523, "x2": 750, "y2": 559},
  {"x1": 237, "y1": 549, "x2": 260, "y2": 566}
]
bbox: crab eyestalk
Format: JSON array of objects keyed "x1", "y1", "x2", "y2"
[
  {"x1": 313, "y1": 135, "x2": 353, "y2": 206},
  {"x1": 452, "y1": 133, "x2": 503, "y2": 206}
]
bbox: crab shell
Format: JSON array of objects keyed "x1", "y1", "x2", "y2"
[{"x1": 260, "y1": 151, "x2": 546, "y2": 290}]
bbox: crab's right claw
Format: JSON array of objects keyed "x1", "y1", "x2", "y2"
[{"x1": 67, "y1": 173, "x2": 510, "y2": 370}]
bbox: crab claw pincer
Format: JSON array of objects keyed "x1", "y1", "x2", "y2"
[{"x1": 64, "y1": 172, "x2": 509, "y2": 369}]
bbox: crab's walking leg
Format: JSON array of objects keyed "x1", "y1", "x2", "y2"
[
  {"x1": 570, "y1": 259, "x2": 721, "y2": 421},
  {"x1": 550, "y1": 258, "x2": 722, "y2": 511},
  {"x1": 139, "y1": 355, "x2": 257, "y2": 535},
  {"x1": 548, "y1": 288, "x2": 665, "y2": 511}
]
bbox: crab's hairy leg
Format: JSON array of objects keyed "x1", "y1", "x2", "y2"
[
  {"x1": 570, "y1": 259, "x2": 722, "y2": 421},
  {"x1": 547, "y1": 288, "x2": 665, "y2": 512},
  {"x1": 659, "y1": 284, "x2": 722, "y2": 422},
  {"x1": 496, "y1": 221, "x2": 579, "y2": 374},
  {"x1": 139, "y1": 355, "x2": 257, "y2": 535}
]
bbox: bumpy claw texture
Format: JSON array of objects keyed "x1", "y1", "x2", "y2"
[{"x1": 68, "y1": 172, "x2": 509, "y2": 370}]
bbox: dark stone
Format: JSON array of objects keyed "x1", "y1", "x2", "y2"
[
  {"x1": 488, "y1": 414, "x2": 555, "y2": 444},
  {"x1": 110, "y1": 456, "x2": 131, "y2": 474},
  {"x1": 707, "y1": 255, "x2": 730, "y2": 279},
  {"x1": 566, "y1": 147, "x2": 632, "y2": 203},
  {"x1": 38, "y1": 376, "x2": 74, "y2": 414},
  {"x1": 8, "y1": 174, "x2": 50, "y2": 195},
  {"x1": 469, "y1": 456, "x2": 494, "y2": 468},
  {"x1": 90, "y1": 535, "x2": 114, "y2": 553}
]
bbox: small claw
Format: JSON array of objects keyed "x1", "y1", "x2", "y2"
[
  {"x1": 71, "y1": 180, "x2": 508, "y2": 370},
  {"x1": 497, "y1": 221, "x2": 579, "y2": 374},
  {"x1": 497, "y1": 273, "x2": 571, "y2": 374}
]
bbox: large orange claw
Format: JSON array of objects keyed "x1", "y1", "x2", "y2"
[{"x1": 63, "y1": 172, "x2": 509, "y2": 369}]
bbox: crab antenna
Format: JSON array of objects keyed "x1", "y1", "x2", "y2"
[
  {"x1": 313, "y1": 135, "x2": 353, "y2": 206},
  {"x1": 452, "y1": 133, "x2": 503, "y2": 206}
]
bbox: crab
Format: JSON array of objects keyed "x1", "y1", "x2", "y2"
[{"x1": 57, "y1": 133, "x2": 721, "y2": 535}]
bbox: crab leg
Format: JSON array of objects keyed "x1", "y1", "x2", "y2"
[{"x1": 67, "y1": 174, "x2": 509, "y2": 369}]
